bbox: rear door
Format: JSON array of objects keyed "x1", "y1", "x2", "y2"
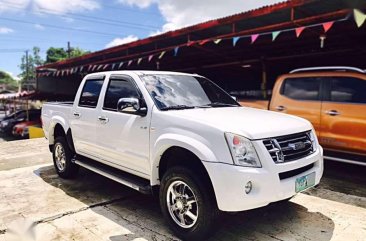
[
  {"x1": 94, "y1": 74, "x2": 151, "y2": 177},
  {"x1": 320, "y1": 76, "x2": 366, "y2": 155},
  {"x1": 270, "y1": 76, "x2": 322, "y2": 134},
  {"x1": 71, "y1": 75, "x2": 105, "y2": 158}
]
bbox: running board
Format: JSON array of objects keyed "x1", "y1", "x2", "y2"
[
  {"x1": 73, "y1": 156, "x2": 152, "y2": 195},
  {"x1": 324, "y1": 156, "x2": 366, "y2": 167}
]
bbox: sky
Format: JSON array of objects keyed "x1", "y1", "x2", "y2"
[{"x1": 0, "y1": 0, "x2": 283, "y2": 79}]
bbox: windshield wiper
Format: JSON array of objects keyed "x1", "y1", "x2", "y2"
[
  {"x1": 160, "y1": 105, "x2": 196, "y2": 111},
  {"x1": 198, "y1": 102, "x2": 239, "y2": 108}
]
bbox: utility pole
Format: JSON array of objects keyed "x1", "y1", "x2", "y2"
[
  {"x1": 67, "y1": 41, "x2": 72, "y2": 58},
  {"x1": 25, "y1": 50, "x2": 29, "y2": 90}
]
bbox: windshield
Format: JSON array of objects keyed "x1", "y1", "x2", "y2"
[{"x1": 140, "y1": 74, "x2": 240, "y2": 110}]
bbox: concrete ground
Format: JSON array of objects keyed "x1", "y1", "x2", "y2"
[{"x1": 1, "y1": 139, "x2": 366, "y2": 241}]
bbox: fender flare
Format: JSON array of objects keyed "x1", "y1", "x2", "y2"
[
  {"x1": 150, "y1": 133, "x2": 217, "y2": 185},
  {"x1": 48, "y1": 116, "x2": 70, "y2": 145}
]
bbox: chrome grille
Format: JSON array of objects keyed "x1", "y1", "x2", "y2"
[{"x1": 263, "y1": 131, "x2": 314, "y2": 163}]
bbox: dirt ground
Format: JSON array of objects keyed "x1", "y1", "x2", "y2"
[{"x1": 1, "y1": 138, "x2": 366, "y2": 241}]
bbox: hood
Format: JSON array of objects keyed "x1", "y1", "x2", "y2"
[{"x1": 165, "y1": 107, "x2": 312, "y2": 139}]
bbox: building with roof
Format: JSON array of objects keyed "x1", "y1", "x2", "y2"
[{"x1": 36, "y1": 0, "x2": 366, "y2": 101}]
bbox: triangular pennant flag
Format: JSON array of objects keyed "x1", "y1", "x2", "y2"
[
  {"x1": 159, "y1": 51, "x2": 166, "y2": 59},
  {"x1": 111, "y1": 64, "x2": 115, "y2": 70},
  {"x1": 103, "y1": 64, "x2": 109, "y2": 70},
  {"x1": 137, "y1": 58, "x2": 142, "y2": 65},
  {"x1": 148, "y1": 55, "x2": 153, "y2": 62},
  {"x1": 79, "y1": 66, "x2": 84, "y2": 72},
  {"x1": 199, "y1": 39, "x2": 210, "y2": 45},
  {"x1": 233, "y1": 37, "x2": 240, "y2": 46},
  {"x1": 92, "y1": 65, "x2": 97, "y2": 71},
  {"x1": 88, "y1": 65, "x2": 92, "y2": 71},
  {"x1": 174, "y1": 47, "x2": 179, "y2": 56},
  {"x1": 97, "y1": 65, "x2": 103, "y2": 70},
  {"x1": 323, "y1": 21, "x2": 334, "y2": 33},
  {"x1": 128, "y1": 60, "x2": 133, "y2": 66},
  {"x1": 118, "y1": 62, "x2": 124, "y2": 69},
  {"x1": 214, "y1": 39, "x2": 222, "y2": 44},
  {"x1": 251, "y1": 34, "x2": 259, "y2": 44},
  {"x1": 354, "y1": 9, "x2": 366, "y2": 28},
  {"x1": 295, "y1": 26, "x2": 305, "y2": 38},
  {"x1": 272, "y1": 31, "x2": 281, "y2": 41}
]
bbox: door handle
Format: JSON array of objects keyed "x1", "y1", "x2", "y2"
[
  {"x1": 276, "y1": 105, "x2": 286, "y2": 111},
  {"x1": 325, "y1": 110, "x2": 340, "y2": 116},
  {"x1": 98, "y1": 116, "x2": 109, "y2": 123},
  {"x1": 73, "y1": 112, "x2": 81, "y2": 118}
]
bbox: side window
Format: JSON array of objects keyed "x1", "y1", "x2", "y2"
[
  {"x1": 330, "y1": 77, "x2": 366, "y2": 104},
  {"x1": 79, "y1": 78, "x2": 104, "y2": 108},
  {"x1": 103, "y1": 76, "x2": 140, "y2": 111},
  {"x1": 282, "y1": 77, "x2": 321, "y2": 101}
]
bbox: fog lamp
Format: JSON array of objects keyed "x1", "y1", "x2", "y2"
[{"x1": 245, "y1": 181, "x2": 252, "y2": 194}]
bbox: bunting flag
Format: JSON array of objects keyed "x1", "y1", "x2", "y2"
[
  {"x1": 199, "y1": 39, "x2": 210, "y2": 45},
  {"x1": 295, "y1": 26, "x2": 305, "y2": 38},
  {"x1": 159, "y1": 51, "x2": 166, "y2": 59},
  {"x1": 111, "y1": 63, "x2": 115, "y2": 70},
  {"x1": 322, "y1": 21, "x2": 334, "y2": 33},
  {"x1": 251, "y1": 34, "x2": 259, "y2": 44},
  {"x1": 174, "y1": 47, "x2": 179, "y2": 56},
  {"x1": 233, "y1": 37, "x2": 240, "y2": 46},
  {"x1": 97, "y1": 65, "x2": 103, "y2": 70},
  {"x1": 128, "y1": 60, "x2": 133, "y2": 66},
  {"x1": 272, "y1": 31, "x2": 281, "y2": 41},
  {"x1": 92, "y1": 65, "x2": 97, "y2": 71},
  {"x1": 118, "y1": 62, "x2": 124, "y2": 69},
  {"x1": 88, "y1": 65, "x2": 92, "y2": 71},
  {"x1": 148, "y1": 55, "x2": 153, "y2": 62},
  {"x1": 103, "y1": 64, "x2": 109, "y2": 70},
  {"x1": 354, "y1": 9, "x2": 366, "y2": 28},
  {"x1": 137, "y1": 58, "x2": 142, "y2": 65},
  {"x1": 214, "y1": 39, "x2": 222, "y2": 44},
  {"x1": 79, "y1": 66, "x2": 84, "y2": 72}
]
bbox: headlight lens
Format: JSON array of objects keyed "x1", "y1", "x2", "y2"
[
  {"x1": 309, "y1": 130, "x2": 318, "y2": 152},
  {"x1": 2, "y1": 120, "x2": 9, "y2": 127},
  {"x1": 225, "y1": 133, "x2": 262, "y2": 168}
]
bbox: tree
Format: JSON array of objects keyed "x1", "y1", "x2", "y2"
[
  {"x1": 45, "y1": 47, "x2": 90, "y2": 64},
  {"x1": 0, "y1": 71, "x2": 18, "y2": 92},
  {"x1": 18, "y1": 47, "x2": 44, "y2": 81}
]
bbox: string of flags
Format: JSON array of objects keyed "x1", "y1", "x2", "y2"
[{"x1": 37, "y1": 9, "x2": 366, "y2": 78}]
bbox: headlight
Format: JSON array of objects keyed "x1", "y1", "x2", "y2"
[
  {"x1": 225, "y1": 133, "x2": 262, "y2": 168},
  {"x1": 1, "y1": 120, "x2": 9, "y2": 127},
  {"x1": 309, "y1": 130, "x2": 318, "y2": 152}
]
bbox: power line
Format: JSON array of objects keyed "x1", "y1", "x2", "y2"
[
  {"x1": 0, "y1": 17, "x2": 125, "y2": 37},
  {"x1": 2, "y1": 1, "x2": 160, "y2": 30}
]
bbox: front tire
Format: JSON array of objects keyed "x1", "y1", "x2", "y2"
[
  {"x1": 159, "y1": 167, "x2": 219, "y2": 240},
  {"x1": 53, "y1": 136, "x2": 79, "y2": 178}
]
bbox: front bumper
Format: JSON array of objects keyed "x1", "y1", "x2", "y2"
[{"x1": 203, "y1": 146, "x2": 323, "y2": 212}]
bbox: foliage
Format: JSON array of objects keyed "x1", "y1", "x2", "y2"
[
  {"x1": 45, "y1": 47, "x2": 90, "y2": 64},
  {"x1": 18, "y1": 47, "x2": 44, "y2": 81},
  {"x1": 0, "y1": 70, "x2": 18, "y2": 91}
]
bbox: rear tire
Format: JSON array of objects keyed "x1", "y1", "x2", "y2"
[
  {"x1": 159, "y1": 167, "x2": 219, "y2": 240},
  {"x1": 53, "y1": 136, "x2": 79, "y2": 178}
]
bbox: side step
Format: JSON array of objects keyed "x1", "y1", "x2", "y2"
[{"x1": 73, "y1": 155, "x2": 152, "y2": 194}]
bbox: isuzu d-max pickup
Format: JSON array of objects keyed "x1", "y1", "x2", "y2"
[{"x1": 42, "y1": 71, "x2": 323, "y2": 240}]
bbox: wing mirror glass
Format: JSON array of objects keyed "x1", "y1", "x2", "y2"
[{"x1": 117, "y1": 98, "x2": 147, "y2": 116}]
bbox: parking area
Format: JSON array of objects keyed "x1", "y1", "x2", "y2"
[{"x1": 1, "y1": 138, "x2": 366, "y2": 241}]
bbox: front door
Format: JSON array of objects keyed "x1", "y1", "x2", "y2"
[
  {"x1": 320, "y1": 76, "x2": 366, "y2": 155},
  {"x1": 270, "y1": 76, "x2": 322, "y2": 134},
  {"x1": 95, "y1": 74, "x2": 150, "y2": 177}
]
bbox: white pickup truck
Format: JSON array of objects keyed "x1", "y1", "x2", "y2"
[{"x1": 42, "y1": 71, "x2": 323, "y2": 240}]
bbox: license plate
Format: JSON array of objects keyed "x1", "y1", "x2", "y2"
[{"x1": 295, "y1": 172, "x2": 316, "y2": 193}]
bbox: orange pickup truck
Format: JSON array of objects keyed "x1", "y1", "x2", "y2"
[{"x1": 240, "y1": 67, "x2": 366, "y2": 166}]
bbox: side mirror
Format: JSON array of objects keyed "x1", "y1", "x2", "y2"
[
  {"x1": 117, "y1": 98, "x2": 147, "y2": 116},
  {"x1": 231, "y1": 96, "x2": 238, "y2": 101}
]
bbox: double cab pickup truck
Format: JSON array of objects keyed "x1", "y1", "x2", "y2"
[
  {"x1": 241, "y1": 66, "x2": 366, "y2": 166},
  {"x1": 42, "y1": 71, "x2": 323, "y2": 240}
]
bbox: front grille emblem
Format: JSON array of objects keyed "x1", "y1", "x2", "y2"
[
  {"x1": 288, "y1": 142, "x2": 306, "y2": 151},
  {"x1": 270, "y1": 139, "x2": 284, "y2": 163}
]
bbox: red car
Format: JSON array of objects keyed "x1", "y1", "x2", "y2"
[{"x1": 12, "y1": 119, "x2": 41, "y2": 138}]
